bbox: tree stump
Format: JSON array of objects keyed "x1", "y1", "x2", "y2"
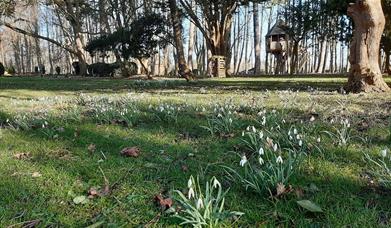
[{"x1": 345, "y1": 0, "x2": 390, "y2": 93}]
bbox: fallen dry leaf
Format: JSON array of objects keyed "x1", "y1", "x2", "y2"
[
  {"x1": 13, "y1": 152, "x2": 30, "y2": 160},
  {"x1": 275, "y1": 183, "x2": 292, "y2": 197},
  {"x1": 87, "y1": 187, "x2": 100, "y2": 199},
  {"x1": 154, "y1": 194, "x2": 173, "y2": 210},
  {"x1": 31, "y1": 172, "x2": 42, "y2": 178},
  {"x1": 181, "y1": 165, "x2": 189, "y2": 172},
  {"x1": 120, "y1": 147, "x2": 140, "y2": 157},
  {"x1": 88, "y1": 144, "x2": 96, "y2": 153}
]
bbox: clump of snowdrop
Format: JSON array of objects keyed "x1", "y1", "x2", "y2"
[
  {"x1": 202, "y1": 103, "x2": 238, "y2": 137},
  {"x1": 323, "y1": 117, "x2": 354, "y2": 148},
  {"x1": 173, "y1": 176, "x2": 243, "y2": 227},
  {"x1": 225, "y1": 112, "x2": 308, "y2": 196},
  {"x1": 86, "y1": 97, "x2": 140, "y2": 127},
  {"x1": 364, "y1": 148, "x2": 391, "y2": 188},
  {"x1": 150, "y1": 103, "x2": 183, "y2": 123}
]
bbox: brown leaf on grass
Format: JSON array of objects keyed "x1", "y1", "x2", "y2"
[
  {"x1": 120, "y1": 147, "x2": 140, "y2": 157},
  {"x1": 154, "y1": 194, "x2": 173, "y2": 210},
  {"x1": 13, "y1": 153, "x2": 30, "y2": 160},
  {"x1": 220, "y1": 133, "x2": 235, "y2": 138},
  {"x1": 88, "y1": 144, "x2": 96, "y2": 153},
  {"x1": 181, "y1": 165, "x2": 189, "y2": 172},
  {"x1": 266, "y1": 137, "x2": 274, "y2": 148},
  {"x1": 275, "y1": 183, "x2": 292, "y2": 197},
  {"x1": 87, "y1": 187, "x2": 100, "y2": 199}
]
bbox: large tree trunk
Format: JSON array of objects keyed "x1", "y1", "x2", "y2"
[
  {"x1": 253, "y1": 3, "x2": 261, "y2": 75},
  {"x1": 345, "y1": 0, "x2": 390, "y2": 92},
  {"x1": 169, "y1": 0, "x2": 192, "y2": 81}
]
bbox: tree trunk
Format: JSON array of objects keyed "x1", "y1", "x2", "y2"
[
  {"x1": 386, "y1": 50, "x2": 391, "y2": 75},
  {"x1": 345, "y1": 0, "x2": 390, "y2": 92},
  {"x1": 253, "y1": 3, "x2": 261, "y2": 75},
  {"x1": 169, "y1": 0, "x2": 192, "y2": 81}
]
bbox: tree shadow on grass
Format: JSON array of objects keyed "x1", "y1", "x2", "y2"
[{"x1": 0, "y1": 76, "x2": 356, "y2": 93}]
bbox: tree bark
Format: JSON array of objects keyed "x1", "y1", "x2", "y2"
[
  {"x1": 345, "y1": 0, "x2": 390, "y2": 92},
  {"x1": 253, "y1": 3, "x2": 261, "y2": 75},
  {"x1": 169, "y1": 0, "x2": 192, "y2": 81}
]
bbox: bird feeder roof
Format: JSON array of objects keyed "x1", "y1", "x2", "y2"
[{"x1": 266, "y1": 20, "x2": 287, "y2": 37}]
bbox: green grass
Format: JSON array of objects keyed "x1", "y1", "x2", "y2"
[{"x1": 0, "y1": 76, "x2": 390, "y2": 227}]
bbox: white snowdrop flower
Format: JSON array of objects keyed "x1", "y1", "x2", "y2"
[
  {"x1": 196, "y1": 198, "x2": 204, "y2": 209},
  {"x1": 252, "y1": 126, "x2": 256, "y2": 133},
  {"x1": 272, "y1": 109, "x2": 276, "y2": 113},
  {"x1": 229, "y1": 118, "x2": 233, "y2": 124},
  {"x1": 296, "y1": 134, "x2": 301, "y2": 140},
  {"x1": 188, "y1": 187, "x2": 195, "y2": 199},
  {"x1": 288, "y1": 130, "x2": 291, "y2": 136},
  {"x1": 187, "y1": 178, "x2": 193, "y2": 188},
  {"x1": 259, "y1": 156, "x2": 264, "y2": 165},
  {"x1": 262, "y1": 116, "x2": 266, "y2": 126},
  {"x1": 381, "y1": 149, "x2": 388, "y2": 158},
  {"x1": 310, "y1": 116, "x2": 316, "y2": 122},
  {"x1": 242, "y1": 131, "x2": 245, "y2": 137},
  {"x1": 212, "y1": 178, "x2": 221, "y2": 189},
  {"x1": 246, "y1": 126, "x2": 250, "y2": 131},
  {"x1": 289, "y1": 135, "x2": 293, "y2": 140},
  {"x1": 282, "y1": 119, "x2": 286, "y2": 123},
  {"x1": 317, "y1": 137, "x2": 321, "y2": 143},
  {"x1": 217, "y1": 113, "x2": 223, "y2": 118},
  {"x1": 259, "y1": 147, "x2": 264, "y2": 155},
  {"x1": 202, "y1": 107, "x2": 206, "y2": 112},
  {"x1": 259, "y1": 131, "x2": 264, "y2": 139},
  {"x1": 240, "y1": 155, "x2": 248, "y2": 167},
  {"x1": 293, "y1": 128, "x2": 298, "y2": 135},
  {"x1": 228, "y1": 111, "x2": 232, "y2": 115},
  {"x1": 299, "y1": 140, "x2": 303, "y2": 147},
  {"x1": 276, "y1": 155, "x2": 283, "y2": 164},
  {"x1": 273, "y1": 143, "x2": 278, "y2": 152}
]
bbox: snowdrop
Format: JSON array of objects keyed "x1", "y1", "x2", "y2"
[
  {"x1": 381, "y1": 149, "x2": 388, "y2": 158},
  {"x1": 240, "y1": 155, "x2": 248, "y2": 167},
  {"x1": 258, "y1": 147, "x2": 264, "y2": 155},
  {"x1": 259, "y1": 131, "x2": 264, "y2": 139},
  {"x1": 188, "y1": 187, "x2": 195, "y2": 199},
  {"x1": 276, "y1": 155, "x2": 283, "y2": 164},
  {"x1": 273, "y1": 143, "x2": 278, "y2": 152},
  {"x1": 258, "y1": 157, "x2": 264, "y2": 165},
  {"x1": 196, "y1": 198, "x2": 204, "y2": 209},
  {"x1": 212, "y1": 178, "x2": 221, "y2": 189}
]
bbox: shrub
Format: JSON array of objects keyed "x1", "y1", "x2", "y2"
[
  {"x1": 88, "y1": 62, "x2": 120, "y2": 77},
  {"x1": 0, "y1": 62, "x2": 5, "y2": 76},
  {"x1": 173, "y1": 176, "x2": 243, "y2": 227},
  {"x1": 55, "y1": 66, "x2": 61, "y2": 75},
  {"x1": 6, "y1": 66, "x2": 15, "y2": 74}
]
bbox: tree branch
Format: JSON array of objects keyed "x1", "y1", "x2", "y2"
[{"x1": 3, "y1": 22, "x2": 77, "y2": 56}]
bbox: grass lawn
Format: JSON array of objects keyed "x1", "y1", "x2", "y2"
[{"x1": 0, "y1": 76, "x2": 390, "y2": 227}]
